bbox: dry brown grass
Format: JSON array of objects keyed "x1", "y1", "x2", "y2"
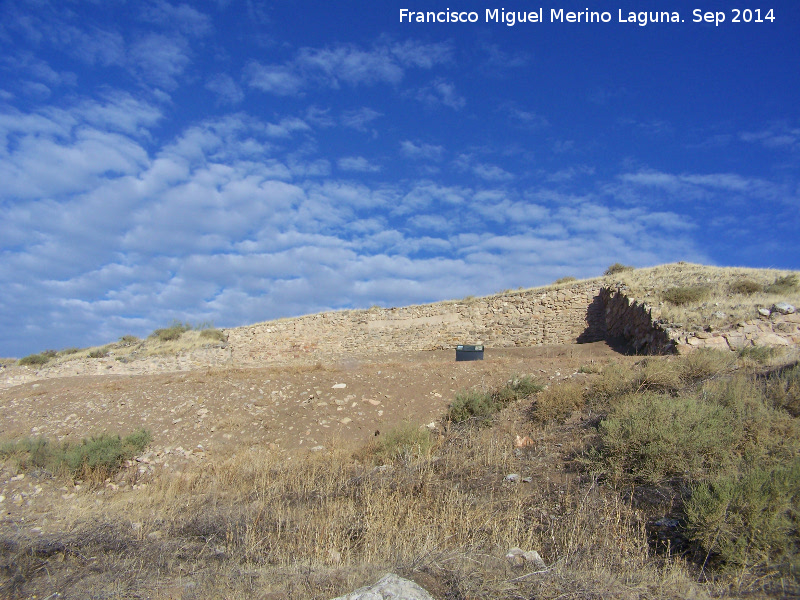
[
  {"x1": 1, "y1": 411, "x2": 719, "y2": 600},
  {"x1": 609, "y1": 263, "x2": 800, "y2": 332}
]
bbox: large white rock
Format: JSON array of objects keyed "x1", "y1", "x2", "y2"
[{"x1": 330, "y1": 574, "x2": 435, "y2": 600}]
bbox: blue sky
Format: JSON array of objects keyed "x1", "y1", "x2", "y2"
[{"x1": 1, "y1": 1, "x2": 798, "y2": 357}]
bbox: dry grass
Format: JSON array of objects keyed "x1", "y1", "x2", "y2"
[
  {"x1": 609, "y1": 263, "x2": 800, "y2": 332},
  {"x1": 6, "y1": 352, "x2": 800, "y2": 598},
  {"x1": 1, "y1": 411, "x2": 717, "y2": 600}
]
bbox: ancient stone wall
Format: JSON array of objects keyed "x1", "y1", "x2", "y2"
[
  {"x1": 600, "y1": 287, "x2": 675, "y2": 354},
  {"x1": 227, "y1": 281, "x2": 606, "y2": 365}
]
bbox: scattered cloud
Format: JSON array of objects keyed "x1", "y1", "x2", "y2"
[
  {"x1": 341, "y1": 107, "x2": 382, "y2": 131},
  {"x1": 129, "y1": 33, "x2": 192, "y2": 90},
  {"x1": 416, "y1": 78, "x2": 465, "y2": 110},
  {"x1": 338, "y1": 156, "x2": 381, "y2": 172},
  {"x1": 400, "y1": 140, "x2": 444, "y2": 161},
  {"x1": 245, "y1": 62, "x2": 306, "y2": 95},
  {"x1": 739, "y1": 123, "x2": 800, "y2": 150},
  {"x1": 205, "y1": 73, "x2": 245, "y2": 105},
  {"x1": 247, "y1": 40, "x2": 453, "y2": 96}
]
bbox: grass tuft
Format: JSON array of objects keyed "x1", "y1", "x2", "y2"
[
  {"x1": 662, "y1": 285, "x2": 711, "y2": 305},
  {"x1": 0, "y1": 429, "x2": 151, "y2": 479},
  {"x1": 604, "y1": 263, "x2": 634, "y2": 276}
]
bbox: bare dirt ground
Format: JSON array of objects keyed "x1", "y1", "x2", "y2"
[{"x1": 0, "y1": 342, "x2": 626, "y2": 533}]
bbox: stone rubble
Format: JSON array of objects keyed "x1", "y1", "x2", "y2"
[{"x1": 330, "y1": 573, "x2": 435, "y2": 600}]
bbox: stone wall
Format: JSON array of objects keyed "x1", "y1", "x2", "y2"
[
  {"x1": 600, "y1": 286, "x2": 675, "y2": 354},
  {"x1": 227, "y1": 281, "x2": 606, "y2": 365}
]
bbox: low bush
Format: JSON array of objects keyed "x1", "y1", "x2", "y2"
[
  {"x1": 765, "y1": 273, "x2": 799, "y2": 295},
  {"x1": 591, "y1": 392, "x2": 740, "y2": 485},
  {"x1": 18, "y1": 353, "x2": 51, "y2": 366},
  {"x1": 764, "y1": 363, "x2": 800, "y2": 417},
  {"x1": 554, "y1": 276, "x2": 577, "y2": 284},
  {"x1": 376, "y1": 422, "x2": 434, "y2": 463},
  {"x1": 60, "y1": 347, "x2": 81, "y2": 355},
  {"x1": 604, "y1": 263, "x2": 634, "y2": 276},
  {"x1": 662, "y1": 285, "x2": 710, "y2": 305},
  {"x1": 679, "y1": 348, "x2": 736, "y2": 382},
  {"x1": 118, "y1": 335, "x2": 139, "y2": 345},
  {"x1": 729, "y1": 279, "x2": 763, "y2": 295},
  {"x1": 0, "y1": 429, "x2": 152, "y2": 479},
  {"x1": 738, "y1": 345, "x2": 781, "y2": 364},
  {"x1": 685, "y1": 460, "x2": 800, "y2": 573},
  {"x1": 449, "y1": 376, "x2": 542, "y2": 426},
  {"x1": 88, "y1": 348, "x2": 109, "y2": 359},
  {"x1": 150, "y1": 321, "x2": 192, "y2": 342},
  {"x1": 530, "y1": 381, "x2": 585, "y2": 423},
  {"x1": 199, "y1": 328, "x2": 226, "y2": 342}
]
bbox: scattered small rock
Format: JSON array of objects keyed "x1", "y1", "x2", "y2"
[
  {"x1": 758, "y1": 307, "x2": 772, "y2": 317},
  {"x1": 772, "y1": 302, "x2": 796, "y2": 315},
  {"x1": 332, "y1": 383, "x2": 347, "y2": 389},
  {"x1": 505, "y1": 547, "x2": 547, "y2": 569},
  {"x1": 330, "y1": 573, "x2": 435, "y2": 600},
  {"x1": 711, "y1": 311, "x2": 726, "y2": 319}
]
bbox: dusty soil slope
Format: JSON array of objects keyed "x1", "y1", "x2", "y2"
[{"x1": 1, "y1": 343, "x2": 618, "y2": 456}]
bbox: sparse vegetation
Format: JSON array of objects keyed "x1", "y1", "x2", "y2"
[
  {"x1": 604, "y1": 262, "x2": 634, "y2": 276},
  {"x1": 118, "y1": 334, "x2": 139, "y2": 345},
  {"x1": 765, "y1": 273, "x2": 799, "y2": 295},
  {"x1": 17, "y1": 353, "x2": 51, "y2": 366},
  {"x1": 662, "y1": 284, "x2": 711, "y2": 305},
  {"x1": 150, "y1": 320, "x2": 192, "y2": 341},
  {"x1": 375, "y1": 421, "x2": 434, "y2": 463},
  {"x1": 529, "y1": 381, "x2": 585, "y2": 423},
  {"x1": 554, "y1": 276, "x2": 577, "y2": 284},
  {"x1": 448, "y1": 376, "x2": 542, "y2": 426},
  {"x1": 0, "y1": 429, "x2": 151, "y2": 479},
  {"x1": 730, "y1": 278, "x2": 763, "y2": 295},
  {"x1": 87, "y1": 347, "x2": 110, "y2": 359},
  {"x1": 199, "y1": 327, "x2": 226, "y2": 342}
]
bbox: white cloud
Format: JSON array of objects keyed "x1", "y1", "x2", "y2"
[
  {"x1": 473, "y1": 163, "x2": 514, "y2": 182},
  {"x1": 205, "y1": 73, "x2": 245, "y2": 105},
  {"x1": 129, "y1": 33, "x2": 191, "y2": 89},
  {"x1": 338, "y1": 156, "x2": 381, "y2": 172},
  {"x1": 400, "y1": 140, "x2": 444, "y2": 161},
  {"x1": 245, "y1": 62, "x2": 305, "y2": 96},
  {"x1": 341, "y1": 107, "x2": 382, "y2": 131},
  {"x1": 416, "y1": 78, "x2": 465, "y2": 110},
  {"x1": 139, "y1": 1, "x2": 213, "y2": 37},
  {"x1": 247, "y1": 40, "x2": 453, "y2": 96}
]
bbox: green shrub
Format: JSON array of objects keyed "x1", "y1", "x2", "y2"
[
  {"x1": 118, "y1": 335, "x2": 140, "y2": 346},
  {"x1": 554, "y1": 276, "x2": 577, "y2": 284},
  {"x1": 634, "y1": 358, "x2": 683, "y2": 393},
  {"x1": 448, "y1": 390, "x2": 497, "y2": 425},
  {"x1": 18, "y1": 353, "x2": 51, "y2": 366},
  {"x1": 604, "y1": 263, "x2": 634, "y2": 276},
  {"x1": 376, "y1": 422, "x2": 433, "y2": 463},
  {"x1": 662, "y1": 285, "x2": 710, "y2": 305},
  {"x1": 150, "y1": 320, "x2": 192, "y2": 342},
  {"x1": 530, "y1": 381, "x2": 585, "y2": 424},
  {"x1": 588, "y1": 362, "x2": 636, "y2": 405},
  {"x1": 729, "y1": 279, "x2": 763, "y2": 295},
  {"x1": 765, "y1": 364, "x2": 800, "y2": 417},
  {"x1": 0, "y1": 429, "x2": 151, "y2": 479},
  {"x1": 88, "y1": 348, "x2": 109, "y2": 359},
  {"x1": 765, "y1": 274, "x2": 799, "y2": 295},
  {"x1": 593, "y1": 393, "x2": 739, "y2": 485},
  {"x1": 738, "y1": 345, "x2": 781, "y2": 364},
  {"x1": 60, "y1": 347, "x2": 81, "y2": 355},
  {"x1": 199, "y1": 328, "x2": 226, "y2": 342},
  {"x1": 685, "y1": 460, "x2": 800, "y2": 572},
  {"x1": 678, "y1": 349, "x2": 736, "y2": 383},
  {"x1": 449, "y1": 376, "x2": 542, "y2": 426}
]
